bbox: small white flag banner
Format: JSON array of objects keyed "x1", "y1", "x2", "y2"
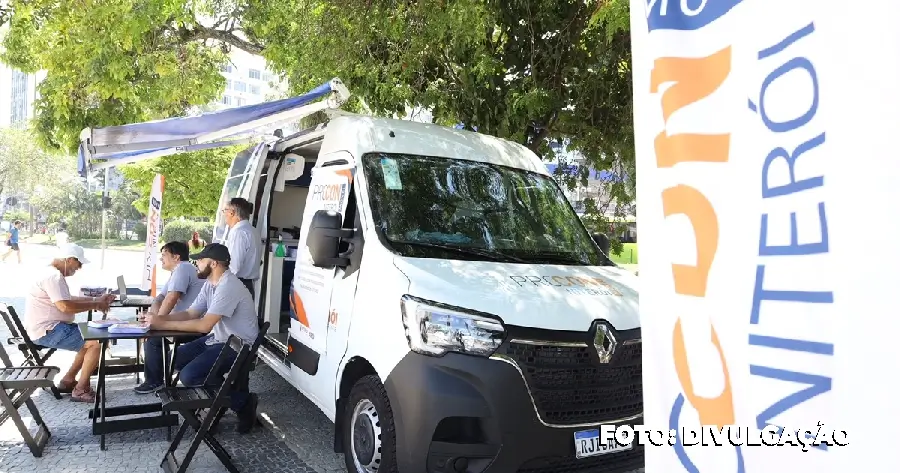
[{"x1": 141, "y1": 174, "x2": 165, "y2": 293}]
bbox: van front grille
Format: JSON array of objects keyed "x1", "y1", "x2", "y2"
[{"x1": 499, "y1": 326, "x2": 643, "y2": 425}]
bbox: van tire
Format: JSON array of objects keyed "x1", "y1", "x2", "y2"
[{"x1": 342, "y1": 375, "x2": 399, "y2": 473}]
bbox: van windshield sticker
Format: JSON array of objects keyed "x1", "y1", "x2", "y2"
[{"x1": 381, "y1": 158, "x2": 403, "y2": 190}]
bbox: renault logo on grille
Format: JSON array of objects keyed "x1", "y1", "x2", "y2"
[{"x1": 594, "y1": 324, "x2": 617, "y2": 363}]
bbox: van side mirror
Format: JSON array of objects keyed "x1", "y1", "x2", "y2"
[
  {"x1": 591, "y1": 233, "x2": 611, "y2": 258},
  {"x1": 307, "y1": 210, "x2": 354, "y2": 268}
]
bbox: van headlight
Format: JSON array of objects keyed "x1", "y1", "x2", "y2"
[{"x1": 400, "y1": 295, "x2": 505, "y2": 357}]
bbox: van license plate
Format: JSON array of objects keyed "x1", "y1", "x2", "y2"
[{"x1": 573, "y1": 429, "x2": 632, "y2": 459}]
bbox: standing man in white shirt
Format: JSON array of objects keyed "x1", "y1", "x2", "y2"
[{"x1": 220, "y1": 197, "x2": 260, "y2": 299}]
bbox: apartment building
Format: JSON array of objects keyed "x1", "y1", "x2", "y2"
[
  {"x1": 0, "y1": 63, "x2": 44, "y2": 128},
  {"x1": 217, "y1": 48, "x2": 286, "y2": 108}
]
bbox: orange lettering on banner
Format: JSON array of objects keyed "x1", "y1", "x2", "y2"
[
  {"x1": 672, "y1": 319, "x2": 735, "y2": 427},
  {"x1": 651, "y1": 47, "x2": 732, "y2": 168},
  {"x1": 661, "y1": 185, "x2": 718, "y2": 297},
  {"x1": 652, "y1": 48, "x2": 736, "y2": 429}
]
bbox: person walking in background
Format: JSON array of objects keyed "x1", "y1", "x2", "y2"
[
  {"x1": 55, "y1": 223, "x2": 69, "y2": 248},
  {"x1": 188, "y1": 231, "x2": 207, "y2": 254},
  {"x1": 2, "y1": 220, "x2": 23, "y2": 264},
  {"x1": 220, "y1": 198, "x2": 260, "y2": 299}
]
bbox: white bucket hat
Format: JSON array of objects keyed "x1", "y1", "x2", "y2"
[{"x1": 57, "y1": 243, "x2": 90, "y2": 265}]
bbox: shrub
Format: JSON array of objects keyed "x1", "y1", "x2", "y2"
[
  {"x1": 161, "y1": 220, "x2": 195, "y2": 244},
  {"x1": 161, "y1": 219, "x2": 215, "y2": 244},
  {"x1": 134, "y1": 222, "x2": 147, "y2": 241},
  {"x1": 195, "y1": 221, "x2": 214, "y2": 242}
]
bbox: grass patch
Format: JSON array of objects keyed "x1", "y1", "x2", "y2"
[
  {"x1": 23, "y1": 234, "x2": 51, "y2": 244},
  {"x1": 610, "y1": 242, "x2": 638, "y2": 265},
  {"x1": 74, "y1": 239, "x2": 147, "y2": 251},
  {"x1": 25, "y1": 235, "x2": 148, "y2": 251}
]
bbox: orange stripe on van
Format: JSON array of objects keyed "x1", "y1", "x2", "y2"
[
  {"x1": 290, "y1": 289, "x2": 310, "y2": 327},
  {"x1": 335, "y1": 169, "x2": 353, "y2": 184}
]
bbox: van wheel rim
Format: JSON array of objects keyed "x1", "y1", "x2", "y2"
[{"x1": 350, "y1": 399, "x2": 382, "y2": 473}]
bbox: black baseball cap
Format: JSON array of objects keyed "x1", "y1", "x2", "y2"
[{"x1": 190, "y1": 243, "x2": 231, "y2": 263}]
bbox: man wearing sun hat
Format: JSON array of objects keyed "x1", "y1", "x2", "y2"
[{"x1": 24, "y1": 243, "x2": 116, "y2": 402}]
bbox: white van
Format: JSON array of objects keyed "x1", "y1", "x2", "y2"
[{"x1": 80, "y1": 79, "x2": 643, "y2": 473}]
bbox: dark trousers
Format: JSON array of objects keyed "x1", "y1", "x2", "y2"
[
  {"x1": 145, "y1": 334, "x2": 250, "y2": 411},
  {"x1": 239, "y1": 278, "x2": 255, "y2": 299},
  {"x1": 144, "y1": 335, "x2": 202, "y2": 385}
]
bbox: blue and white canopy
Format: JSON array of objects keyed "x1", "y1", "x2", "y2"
[{"x1": 78, "y1": 78, "x2": 351, "y2": 176}]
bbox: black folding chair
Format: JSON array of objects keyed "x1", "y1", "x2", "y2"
[
  {"x1": 0, "y1": 305, "x2": 61, "y2": 399},
  {"x1": 157, "y1": 323, "x2": 269, "y2": 473},
  {"x1": 0, "y1": 339, "x2": 59, "y2": 457}
]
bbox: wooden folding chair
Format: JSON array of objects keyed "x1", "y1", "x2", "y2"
[
  {"x1": 0, "y1": 340, "x2": 59, "y2": 457},
  {"x1": 157, "y1": 323, "x2": 268, "y2": 473},
  {"x1": 0, "y1": 305, "x2": 62, "y2": 399}
]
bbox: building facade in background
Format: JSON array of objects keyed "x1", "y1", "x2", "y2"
[
  {"x1": 217, "y1": 48, "x2": 286, "y2": 109},
  {"x1": 0, "y1": 63, "x2": 44, "y2": 128},
  {"x1": 546, "y1": 142, "x2": 637, "y2": 242}
]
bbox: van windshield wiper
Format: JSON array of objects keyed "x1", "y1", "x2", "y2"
[
  {"x1": 389, "y1": 240, "x2": 527, "y2": 263},
  {"x1": 516, "y1": 251, "x2": 590, "y2": 266}
]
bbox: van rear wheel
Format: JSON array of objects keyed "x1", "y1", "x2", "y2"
[{"x1": 342, "y1": 375, "x2": 399, "y2": 473}]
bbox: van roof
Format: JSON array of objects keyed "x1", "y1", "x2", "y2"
[{"x1": 318, "y1": 115, "x2": 550, "y2": 175}]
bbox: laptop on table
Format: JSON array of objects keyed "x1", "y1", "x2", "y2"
[{"x1": 115, "y1": 276, "x2": 156, "y2": 307}]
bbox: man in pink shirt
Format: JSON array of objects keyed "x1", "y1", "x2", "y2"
[{"x1": 25, "y1": 244, "x2": 115, "y2": 402}]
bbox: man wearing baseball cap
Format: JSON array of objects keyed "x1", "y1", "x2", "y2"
[
  {"x1": 143, "y1": 243, "x2": 260, "y2": 433},
  {"x1": 24, "y1": 243, "x2": 116, "y2": 402}
]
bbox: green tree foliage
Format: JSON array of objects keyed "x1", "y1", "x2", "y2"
[
  {"x1": 108, "y1": 179, "x2": 143, "y2": 239},
  {"x1": 118, "y1": 146, "x2": 238, "y2": 219},
  {"x1": 30, "y1": 177, "x2": 103, "y2": 238},
  {"x1": 3, "y1": 208, "x2": 29, "y2": 223},
  {"x1": 0, "y1": 127, "x2": 70, "y2": 197},
  {"x1": 1, "y1": 0, "x2": 235, "y2": 153},
  {"x1": 3, "y1": 0, "x2": 635, "y2": 235},
  {"x1": 248, "y1": 0, "x2": 635, "y2": 213},
  {"x1": 161, "y1": 219, "x2": 215, "y2": 244}
]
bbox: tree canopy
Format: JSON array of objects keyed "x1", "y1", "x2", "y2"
[
  {"x1": 0, "y1": 127, "x2": 71, "y2": 198},
  {"x1": 2, "y1": 0, "x2": 634, "y2": 225},
  {"x1": 118, "y1": 146, "x2": 238, "y2": 219}
]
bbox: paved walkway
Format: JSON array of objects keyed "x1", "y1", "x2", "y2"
[{"x1": 0, "y1": 295, "x2": 317, "y2": 473}]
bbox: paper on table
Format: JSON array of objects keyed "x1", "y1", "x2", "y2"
[
  {"x1": 107, "y1": 323, "x2": 150, "y2": 334},
  {"x1": 87, "y1": 318, "x2": 124, "y2": 329}
]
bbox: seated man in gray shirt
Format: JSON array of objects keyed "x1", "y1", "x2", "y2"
[
  {"x1": 135, "y1": 241, "x2": 205, "y2": 394},
  {"x1": 144, "y1": 243, "x2": 261, "y2": 434}
]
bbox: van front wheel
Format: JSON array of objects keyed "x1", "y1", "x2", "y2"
[{"x1": 342, "y1": 375, "x2": 399, "y2": 473}]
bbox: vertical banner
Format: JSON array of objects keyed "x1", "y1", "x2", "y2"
[
  {"x1": 629, "y1": 0, "x2": 890, "y2": 472},
  {"x1": 141, "y1": 174, "x2": 165, "y2": 294}
]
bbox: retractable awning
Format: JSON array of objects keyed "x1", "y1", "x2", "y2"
[{"x1": 78, "y1": 78, "x2": 351, "y2": 176}]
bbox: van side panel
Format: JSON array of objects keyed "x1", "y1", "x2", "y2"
[
  {"x1": 332, "y1": 161, "x2": 414, "y2": 389},
  {"x1": 287, "y1": 159, "x2": 354, "y2": 408}
]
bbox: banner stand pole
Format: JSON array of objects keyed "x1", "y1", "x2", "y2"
[{"x1": 100, "y1": 167, "x2": 109, "y2": 270}]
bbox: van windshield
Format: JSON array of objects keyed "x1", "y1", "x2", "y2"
[{"x1": 362, "y1": 153, "x2": 611, "y2": 266}]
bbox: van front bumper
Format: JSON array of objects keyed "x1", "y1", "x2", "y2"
[{"x1": 383, "y1": 351, "x2": 645, "y2": 473}]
